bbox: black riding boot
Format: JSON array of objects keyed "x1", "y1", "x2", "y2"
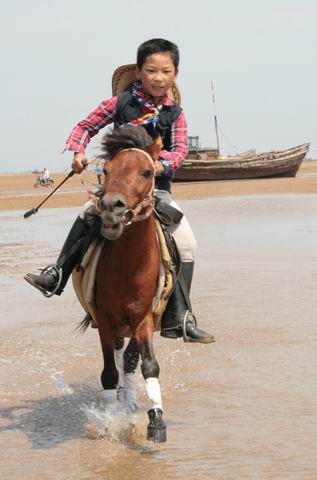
[
  {"x1": 160, "y1": 262, "x2": 215, "y2": 343},
  {"x1": 24, "y1": 216, "x2": 90, "y2": 296}
]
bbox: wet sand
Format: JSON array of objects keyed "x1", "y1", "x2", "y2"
[
  {"x1": 1, "y1": 160, "x2": 317, "y2": 211},
  {"x1": 1, "y1": 167, "x2": 317, "y2": 479}
]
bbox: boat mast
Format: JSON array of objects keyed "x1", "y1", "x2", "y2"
[{"x1": 210, "y1": 80, "x2": 220, "y2": 155}]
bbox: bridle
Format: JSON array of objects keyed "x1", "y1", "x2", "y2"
[{"x1": 95, "y1": 148, "x2": 156, "y2": 226}]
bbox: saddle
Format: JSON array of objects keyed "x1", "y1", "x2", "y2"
[{"x1": 72, "y1": 219, "x2": 175, "y2": 337}]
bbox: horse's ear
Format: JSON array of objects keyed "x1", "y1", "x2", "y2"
[{"x1": 147, "y1": 135, "x2": 163, "y2": 161}]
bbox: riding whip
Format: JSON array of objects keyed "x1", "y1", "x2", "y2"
[{"x1": 23, "y1": 170, "x2": 76, "y2": 219}]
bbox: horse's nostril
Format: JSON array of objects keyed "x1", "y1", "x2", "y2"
[
  {"x1": 101, "y1": 195, "x2": 126, "y2": 213},
  {"x1": 114, "y1": 200, "x2": 125, "y2": 209}
]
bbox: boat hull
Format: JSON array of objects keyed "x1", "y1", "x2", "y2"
[{"x1": 174, "y1": 144, "x2": 310, "y2": 182}]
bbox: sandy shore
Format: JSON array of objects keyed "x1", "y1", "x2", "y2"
[
  {"x1": 2, "y1": 194, "x2": 317, "y2": 479},
  {"x1": 2, "y1": 162, "x2": 317, "y2": 478},
  {"x1": 1, "y1": 160, "x2": 317, "y2": 211}
]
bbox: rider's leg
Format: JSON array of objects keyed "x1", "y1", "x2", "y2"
[
  {"x1": 24, "y1": 200, "x2": 99, "y2": 296},
  {"x1": 156, "y1": 190, "x2": 215, "y2": 343}
]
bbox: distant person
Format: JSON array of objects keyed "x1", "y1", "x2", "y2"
[
  {"x1": 42, "y1": 168, "x2": 50, "y2": 179},
  {"x1": 24, "y1": 38, "x2": 214, "y2": 343},
  {"x1": 39, "y1": 167, "x2": 50, "y2": 184},
  {"x1": 95, "y1": 163, "x2": 104, "y2": 185}
]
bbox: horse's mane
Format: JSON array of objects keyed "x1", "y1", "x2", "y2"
[{"x1": 99, "y1": 126, "x2": 153, "y2": 160}]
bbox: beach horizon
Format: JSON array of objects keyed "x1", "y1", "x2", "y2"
[{"x1": 1, "y1": 160, "x2": 317, "y2": 212}]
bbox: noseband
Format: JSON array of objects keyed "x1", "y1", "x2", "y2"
[{"x1": 96, "y1": 148, "x2": 156, "y2": 226}]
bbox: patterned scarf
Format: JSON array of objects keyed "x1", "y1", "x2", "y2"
[{"x1": 124, "y1": 81, "x2": 162, "y2": 128}]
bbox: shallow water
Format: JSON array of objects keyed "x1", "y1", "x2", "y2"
[{"x1": 1, "y1": 194, "x2": 317, "y2": 479}]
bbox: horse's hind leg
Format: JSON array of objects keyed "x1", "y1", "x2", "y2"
[
  {"x1": 122, "y1": 338, "x2": 140, "y2": 412},
  {"x1": 135, "y1": 315, "x2": 166, "y2": 443},
  {"x1": 115, "y1": 337, "x2": 140, "y2": 412},
  {"x1": 114, "y1": 337, "x2": 125, "y2": 403}
]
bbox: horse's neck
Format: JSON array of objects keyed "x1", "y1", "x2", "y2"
[
  {"x1": 123, "y1": 216, "x2": 156, "y2": 247},
  {"x1": 103, "y1": 216, "x2": 158, "y2": 276}
]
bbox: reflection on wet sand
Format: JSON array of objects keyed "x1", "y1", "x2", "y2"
[{"x1": 1, "y1": 194, "x2": 317, "y2": 479}]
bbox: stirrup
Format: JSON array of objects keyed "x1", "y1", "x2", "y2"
[
  {"x1": 37, "y1": 264, "x2": 63, "y2": 298},
  {"x1": 182, "y1": 310, "x2": 197, "y2": 343}
]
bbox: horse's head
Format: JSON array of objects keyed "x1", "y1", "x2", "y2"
[{"x1": 97, "y1": 126, "x2": 162, "y2": 240}]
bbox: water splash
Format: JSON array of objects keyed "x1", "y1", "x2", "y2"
[{"x1": 82, "y1": 398, "x2": 147, "y2": 444}]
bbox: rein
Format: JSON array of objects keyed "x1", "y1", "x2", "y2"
[{"x1": 96, "y1": 148, "x2": 156, "y2": 226}]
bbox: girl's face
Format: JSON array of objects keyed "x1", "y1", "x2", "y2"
[{"x1": 136, "y1": 53, "x2": 178, "y2": 101}]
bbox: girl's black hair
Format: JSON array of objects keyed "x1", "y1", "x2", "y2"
[{"x1": 137, "y1": 38, "x2": 179, "y2": 70}]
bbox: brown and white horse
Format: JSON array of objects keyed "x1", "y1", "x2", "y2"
[{"x1": 94, "y1": 126, "x2": 166, "y2": 442}]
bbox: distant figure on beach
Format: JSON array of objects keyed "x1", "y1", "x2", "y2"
[
  {"x1": 33, "y1": 167, "x2": 53, "y2": 188},
  {"x1": 39, "y1": 167, "x2": 50, "y2": 184},
  {"x1": 95, "y1": 163, "x2": 103, "y2": 185},
  {"x1": 42, "y1": 167, "x2": 50, "y2": 180}
]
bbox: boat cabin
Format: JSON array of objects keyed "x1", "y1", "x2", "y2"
[{"x1": 187, "y1": 136, "x2": 219, "y2": 160}]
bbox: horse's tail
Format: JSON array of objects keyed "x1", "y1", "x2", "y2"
[{"x1": 73, "y1": 313, "x2": 91, "y2": 335}]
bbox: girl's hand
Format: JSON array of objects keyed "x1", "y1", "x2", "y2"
[
  {"x1": 72, "y1": 153, "x2": 87, "y2": 173},
  {"x1": 154, "y1": 160, "x2": 164, "y2": 173}
]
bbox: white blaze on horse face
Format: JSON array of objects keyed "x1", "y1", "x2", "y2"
[{"x1": 145, "y1": 377, "x2": 163, "y2": 411}]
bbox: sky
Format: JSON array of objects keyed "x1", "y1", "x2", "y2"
[{"x1": 1, "y1": 0, "x2": 316, "y2": 172}]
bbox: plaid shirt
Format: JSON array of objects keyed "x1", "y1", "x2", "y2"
[{"x1": 65, "y1": 87, "x2": 188, "y2": 171}]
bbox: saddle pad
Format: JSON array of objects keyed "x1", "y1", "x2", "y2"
[
  {"x1": 72, "y1": 220, "x2": 174, "y2": 337},
  {"x1": 72, "y1": 239, "x2": 104, "y2": 329}
]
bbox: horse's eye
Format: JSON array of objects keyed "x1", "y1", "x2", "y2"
[{"x1": 141, "y1": 170, "x2": 153, "y2": 179}]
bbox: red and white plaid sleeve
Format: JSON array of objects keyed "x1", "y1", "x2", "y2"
[
  {"x1": 159, "y1": 111, "x2": 188, "y2": 170},
  {"x1": 64, "y1": 97, "x2": 118, "y2": 153}
]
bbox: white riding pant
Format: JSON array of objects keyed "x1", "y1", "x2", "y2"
[
  {"x1": 79, "y1": 190, "x2": 197, "y2": 263},
  {"x1": 155, "y1": 190, "x2": 197, "y2": 262}
]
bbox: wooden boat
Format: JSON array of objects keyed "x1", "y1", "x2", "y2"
[
  {"x1": 174, "y1": 143, "x2": 310, "y2": 182},
  {"x1": 175, "y1": 82, "x2": 310, "y2": 182}
]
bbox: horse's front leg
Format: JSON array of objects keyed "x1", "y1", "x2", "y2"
[
  {"x1": 135, "y1": 312, "x2": 166, "y2": 443},
  {"x1": 98, "y1": 322, "x2": 118, "y2": 409}
]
